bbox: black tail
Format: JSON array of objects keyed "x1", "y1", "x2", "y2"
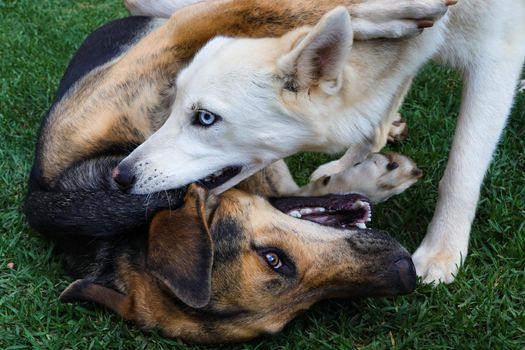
[
  {"x1": 24, "y1": 189, "x2": 185, "y2": 238},
  {"x1": 25, "y1": 155, "x2": 186, "y2": 238}
]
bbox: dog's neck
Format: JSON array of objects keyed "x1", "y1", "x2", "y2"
[{"x1": 294, "y1": 28, "x2": 447, "y2": 154}]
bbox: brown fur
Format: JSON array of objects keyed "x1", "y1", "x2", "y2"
[{"x1": 59, "y1": 185, "x2": 414, "y2": 343}]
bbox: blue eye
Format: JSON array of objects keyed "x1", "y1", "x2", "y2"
[
  {"x1": 194, "y1": 110, "x2": 220, "y2": 127},
  {"x1": 265, "y1": 252, "x2": 282, "y2": 270}
]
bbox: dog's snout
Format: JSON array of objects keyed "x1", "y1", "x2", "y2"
[
  {"x1": 392, "y1": 256, "x2": 417, "y2": 294},
  {"x1": 345, "y1": 230, "x2": 416, "y2": 296},
  {"x1": 112, "y1": 164, "x2": 136, "y2": 190},
  {"x1": 346, "y1": 230, "x2": 398, "y2": 255}
]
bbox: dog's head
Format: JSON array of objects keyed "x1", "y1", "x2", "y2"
[
  {"x1": 131, "y1": 185, "x2": 415, "y2": 342},
  {"x1": 115, "y1": 7, "x2": 367, "y2": 194}
]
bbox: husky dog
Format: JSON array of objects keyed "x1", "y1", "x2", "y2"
[{"x1": 117, "y1": 0, "x2": 525, "y2": 284}]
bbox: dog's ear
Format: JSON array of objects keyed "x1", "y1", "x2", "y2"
[
  {"x1": 278, "y1": 6, "x2": 353, "y2": 95},
  {"x1": 60, "y1": 279, "x2": 134, "y2": 319},
  {"x1": 148, "y1": 184, "x2": 215, "y2": 309}
]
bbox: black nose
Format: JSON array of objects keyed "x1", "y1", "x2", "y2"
[
  {"x1": 112, "y1": 164, "x2": 136, "y2": 190},
  {"x1": 393, "y1": 256, "x2": 417, "y2": 294}
]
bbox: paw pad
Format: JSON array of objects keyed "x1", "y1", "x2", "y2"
[{"x1": 386, "y1": 161, "x2": 399, "y2": 171}]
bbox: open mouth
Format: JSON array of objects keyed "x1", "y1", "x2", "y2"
[
  {"x1": 198, "y1": 166, "x2": 243, "y2": 190},
  {"x1": 270, "y1": 194, "x2": 372, "y2": 229}
]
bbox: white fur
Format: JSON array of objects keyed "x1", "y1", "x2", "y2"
[
  {"x1": 277, "y1": 7, "x2": 353, "y2": 93},
  {"x1": 121, "y1": 0, "x2": 525, "y2": 284},
  {"x1": 125, "y1": 0, "x2": 204, "y2": 17},
  {"x1": 300, "y1": 153, "x2": 422, "y2": 203}
]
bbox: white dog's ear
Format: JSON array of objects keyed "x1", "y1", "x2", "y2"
[{"x1": 278, "y1": 6, "x2": 353, "y2": 95}]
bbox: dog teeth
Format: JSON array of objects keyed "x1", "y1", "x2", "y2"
[
  {"x1": 204, "y1": 177, "x2": 211, "y2": 182},
  {"x1": 313, "y1": 207, "x2": 326, "y2": 213},
  {"x1": 212, "y1": 170, "x2": 224, "y2": 177},
  {"x1": 288, "y1": 210, "x2": 302, "y2": 218},
  {"x1": 353, "y1": 200, "x2": 365, "y2": 209},
  {"x1": 300, "y1": 208, "x2": 313, "y2": 215},
  {"x1": 356, "y1": 222, "x2": 367, "y2": 229}
]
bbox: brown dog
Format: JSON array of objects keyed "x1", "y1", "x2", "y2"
[{"x1": 59, "y1": 184, "x2": 416, "y2": 343}]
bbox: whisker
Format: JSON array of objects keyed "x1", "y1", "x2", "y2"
[{"x1": 164, "y1": 190, "x2": 173, "y2": 212}]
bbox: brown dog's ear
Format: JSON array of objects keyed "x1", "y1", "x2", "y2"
[
  {"x1": 148, "y1": 184, "x2": 214, "y2": 309},
  {"x1": 278, "y1": 6, "x2": 353, "y2": 95},
  {"x1": 60, "y1": 279, "x2": 134, "y2": 319}
]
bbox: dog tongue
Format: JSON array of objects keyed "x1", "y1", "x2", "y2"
[{"x1": 269, "y1": 194, "x2": 372, "y2": 229}]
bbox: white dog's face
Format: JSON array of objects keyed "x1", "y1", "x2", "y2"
[{"x1": 117, "y1": 7, "x2": 356, "y2": 194}]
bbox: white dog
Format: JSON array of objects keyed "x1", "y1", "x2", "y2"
[{"x1": 119, "y1": 0, "x2": 525, "y2": 284}]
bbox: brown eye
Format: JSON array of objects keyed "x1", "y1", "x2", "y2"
[{"x1": 265, "y1": 252, "x2": 282, "y2": 270}]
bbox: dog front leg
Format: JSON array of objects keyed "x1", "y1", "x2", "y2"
[
  {"x1": 372, "y1": 76, "x2": 413, "y2": 153},
  {"x1": 311, "y1": 74, "x2": 413, "y2": 182},
  {"x1": 125, "y1": 0, "x2": 454, "y2": 40},
  {"x1": 125, "y1": 0, "x2": 203, "y2": 17},
  {"x1": 310, "y1": 143, "x2": 373, "y2": 182},
  {"x1": 60, "y1": 279, "x2": 134, "y2": 320},
  {"x1": 413, "y1": 48, "x2": 525, "y2": 284}
]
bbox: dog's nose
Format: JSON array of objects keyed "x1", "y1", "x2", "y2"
[
  {"x1": 392, "y1": 256, "x2": 417, "y2": 294},
  {"x1": 112, "y1": 164, "x2": 136, "y2": 190}
]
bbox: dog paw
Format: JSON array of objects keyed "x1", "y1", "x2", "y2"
[
  {"x1": 358, "y1": 153, "x2": 422, "y2": 203},
  {"x1": 351, "y1": 0, "x2": 455, "y2": 40},
  {"x1": 310, "y1": 159, "x2": 346, "y2": 182},
  {"x1": 387, "y1": 114, "x2": 409, "y2": 142},
  {"x1": 412, "y1": 246, "x2": 462, "y2": 284},
  {"x1": 519, "y1": 80, "x2": 525, "y2": 93},
  {"x1": 310, "y1": 153, "x2": 422, "y2": 203}
]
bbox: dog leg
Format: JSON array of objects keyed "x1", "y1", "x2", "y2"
[
  {"x1": 299, "y1": 153, "x2": 422, "y2": 203},
  {"x1": 311, "y1": 73, "x2": 414, "y2": 182},
  {"x1": 125, "y1": 0, "x2": 203, "y2": 17},
  {"x1": 352, "y1": 0, "x2": 454, "y2": 40},
  {"x1": 372, "y1": 76, "x2": 414, "y2": 152},
  {"x1": 413, "y1": 49, "x2": 525, "y2": 284},
  {"x1": 310, "y1": 143, "x2": 373, "y2": 182},
  {"x1": 125, "y1": 0, "x2": 454, "y2": 40},
  {"x1": 60, "y1": 279, "x2": 134, "y2": 320}
]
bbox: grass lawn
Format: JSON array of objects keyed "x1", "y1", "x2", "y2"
[{"x1": 1, "y1": 0, "x2": 524, "y2": 349}]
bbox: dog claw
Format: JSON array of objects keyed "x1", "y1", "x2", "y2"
[
  {"x1": 417, "y1": 20, "x2": 434, "y2": 29},
  {"x1": 356, "y1": 222, "x2": 367, "y2": 229},
  {"x1": 386, "y1": 162, "x2": 399, "y2": 171},
  {"x1": 288, "y1": 210, "x2": 302, "y2": 218}
]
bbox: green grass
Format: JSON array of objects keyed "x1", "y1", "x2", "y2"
[{"x1": 1, "y1": 0, "x2": 524, "y2": 349}]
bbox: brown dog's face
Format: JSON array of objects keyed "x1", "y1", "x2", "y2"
[{"x1": 147, "y1": 185, "x2": 415, "y2": 343}]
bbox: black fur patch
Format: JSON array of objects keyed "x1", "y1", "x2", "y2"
[
  {"x1": 55, "y1": 16, "x2": 154, "y2": 102},
  {"x1": 211, "y1": 218, "x2": 244, "y2": 264}
]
